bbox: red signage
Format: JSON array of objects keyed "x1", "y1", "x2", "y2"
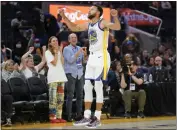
[{"x1": 119, "y1": 8, "x2": 162, "y2": 26}]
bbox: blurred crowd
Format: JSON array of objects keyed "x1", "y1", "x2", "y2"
[{"x1": 1, "y1": 1, "x2": 176, "y2": 127}]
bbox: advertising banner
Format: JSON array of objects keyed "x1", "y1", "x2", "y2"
[{"x1": 49, "y1": 4, "x2": 111, "y2": 24}]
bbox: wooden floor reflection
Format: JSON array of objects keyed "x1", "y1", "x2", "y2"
[{"x1": 2, "y1": 116, "x2": 176, "y2": 129}]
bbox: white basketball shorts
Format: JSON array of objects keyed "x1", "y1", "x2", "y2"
[{"x1": 85, "y1": 50, "x2": 111, "y2": 81}]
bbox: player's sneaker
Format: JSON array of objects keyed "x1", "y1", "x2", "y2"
[
  {"x1": 73, "y1": 117, "x2": 91, "y2": 126},
  {"x1": 85, "y1": 116, "x2": 101, "y2": 128}
]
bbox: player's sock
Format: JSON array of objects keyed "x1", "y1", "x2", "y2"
[
  {"x1": 94, "y1": 110, "x2": 102, "y2": 120},
  {"x1": 84, "y1": 109, "x2": 91, "y2": 119}
]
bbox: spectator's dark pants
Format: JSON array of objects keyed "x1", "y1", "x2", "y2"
[
  {"x1": 66, "y1": 74, "x2": 84, "y2": 118},
  {"x1": 1, "y1": 95, "x2": 13, "y2": 119},
  {"x1": 122, "y1": 90, "x2": 146, "y2": 112}
]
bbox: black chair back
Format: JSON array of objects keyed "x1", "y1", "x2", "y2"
[
  {"x1": 27, "y1": 77, "x2": 48, "y2": 100},
  {"x1": 1, "y1": 79, "x2": 11, "y2": 95},
  {"x1": 8, "y1": 77, "x2": 31, "y2": 101},
  {"x1": 39, "y1": 74, "x2": 48, "y2": 88}
]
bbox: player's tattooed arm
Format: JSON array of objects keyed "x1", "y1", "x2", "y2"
[
  {"x1": 101, "y1": 9, "x2": 121, "y2": 30},
  {"x1": 73, "y1": 24, "x2": 89, "y2": 32}
]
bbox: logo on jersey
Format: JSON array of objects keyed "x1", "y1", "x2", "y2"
[{"x1": 88, "y1": 29, "x2": 98, "y2": 45}]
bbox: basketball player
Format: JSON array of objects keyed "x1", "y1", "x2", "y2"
[{"x1": 59, "y1": 5, "x2": 121, "y2": 128}]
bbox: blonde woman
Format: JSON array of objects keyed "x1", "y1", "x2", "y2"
[
  {"x1": 2, "y1": 59, "x2": 25, "y2": 82},
  {"x1": 45, "y1": 36, "x2": 67, "y2": 123},
  {"x1": 21, "y1": 46, "x2": 46, "y2": 79}
]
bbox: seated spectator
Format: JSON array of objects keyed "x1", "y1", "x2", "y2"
[
  {"x1": 151, "y1": 48, "x2": 159, "y2": 58},
  {"x1": 2, "y1": 59, "x2": 25, "y2": 82},
  {"x1": 21, "y1": 46, "x2": 46, "y2": 79},
  {"x1": 158, "y1": 44, "x2": 166, "y2": 57},
  {"x1": 13, "y1": 39, "x2": 28, "y2": 64},
  {"x1": 140, "y1": 50, "x2": 149, "y2": 66},
  {"x1": 163, "y1": 51, "x2": 173, "y2": 71},
  {"x1": 120, "y1": 60, "x2": 146, "y2": 118},
  {"x1": 166, "y1": 48, "x2": 174, "y2": 59},
  {"x1": 146, "y1": 56, "x2": 155, "y2": 68},
  {"x1": 148, "y1": 56, "x2": 169, "y2": 82}
]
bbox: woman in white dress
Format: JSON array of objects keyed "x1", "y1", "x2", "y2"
[{"x1": 45, "y1": 36, "x2": 67, "y2": 123}]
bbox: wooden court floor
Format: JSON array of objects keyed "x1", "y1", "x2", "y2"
[{"x1": 2, "y1": 115, "x2": 176, "y2": 129}]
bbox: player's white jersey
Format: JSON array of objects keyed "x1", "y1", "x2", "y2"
[{"x1": 88, "y1": 19, "x2": 109, "y2": 52}]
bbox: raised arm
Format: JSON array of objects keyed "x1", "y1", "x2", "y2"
[
  {"x1": 21, "y1": 47, "x2": 34, "y2": 60},
  {"x1": 20, "y1": 47, "x2": 34, "y2": 69},
  {"x1": 100, "y1": 9, "x2": 121, "y2": 30},
  {"x1": 27, "y1": 34, "x2": 35, "y2": 49},
  {"x1": 58, "y1": 9, "x2": 88, "y2": 32}
]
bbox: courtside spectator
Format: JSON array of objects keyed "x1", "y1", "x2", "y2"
[{"x1": 21, "y1": 46, "x2": 46, "y2": 78}]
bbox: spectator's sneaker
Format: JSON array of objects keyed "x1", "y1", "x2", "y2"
[
  {"x1": 124, "y1": 111, "x2": 131, "y2": 119},
  {"x1": 73, "y1": 117, "x2": 91, "y2": 126},
  {"x1": 137, "y1": 111, "x2": 145, "y2": 118},
  {"x1": 85, "y1": 116, "x2": 101, "y2": 128},
  {"x1": 2, "y1": 118, "x2": 12, "y2": 127}
]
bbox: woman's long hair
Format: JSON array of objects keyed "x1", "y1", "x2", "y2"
[{"x1": 48, "y1": 36, "x2": 57, "y2": 56}]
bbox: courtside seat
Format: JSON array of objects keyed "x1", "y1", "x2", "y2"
[
  {"x1": 7, "y1": 77, "x2": 35, "y2": 124},
  {"x1": 26, "y1": 77, "x2": 49, "y2": 122}
]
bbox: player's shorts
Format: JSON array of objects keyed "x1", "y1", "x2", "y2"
[{"x1": 85, "y1": 50, "x2": 110, "y2": 81}]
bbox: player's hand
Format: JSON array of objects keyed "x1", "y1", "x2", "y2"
[
  {"x1": 110, "y1": 9, "x2": 118, "y2": 17},
  {"x1": 29, "y1": 47, "x2": 34, "y2": 53},
  {"x1": 58, "y1": 8, "x2": 65, "y2": 17}
]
